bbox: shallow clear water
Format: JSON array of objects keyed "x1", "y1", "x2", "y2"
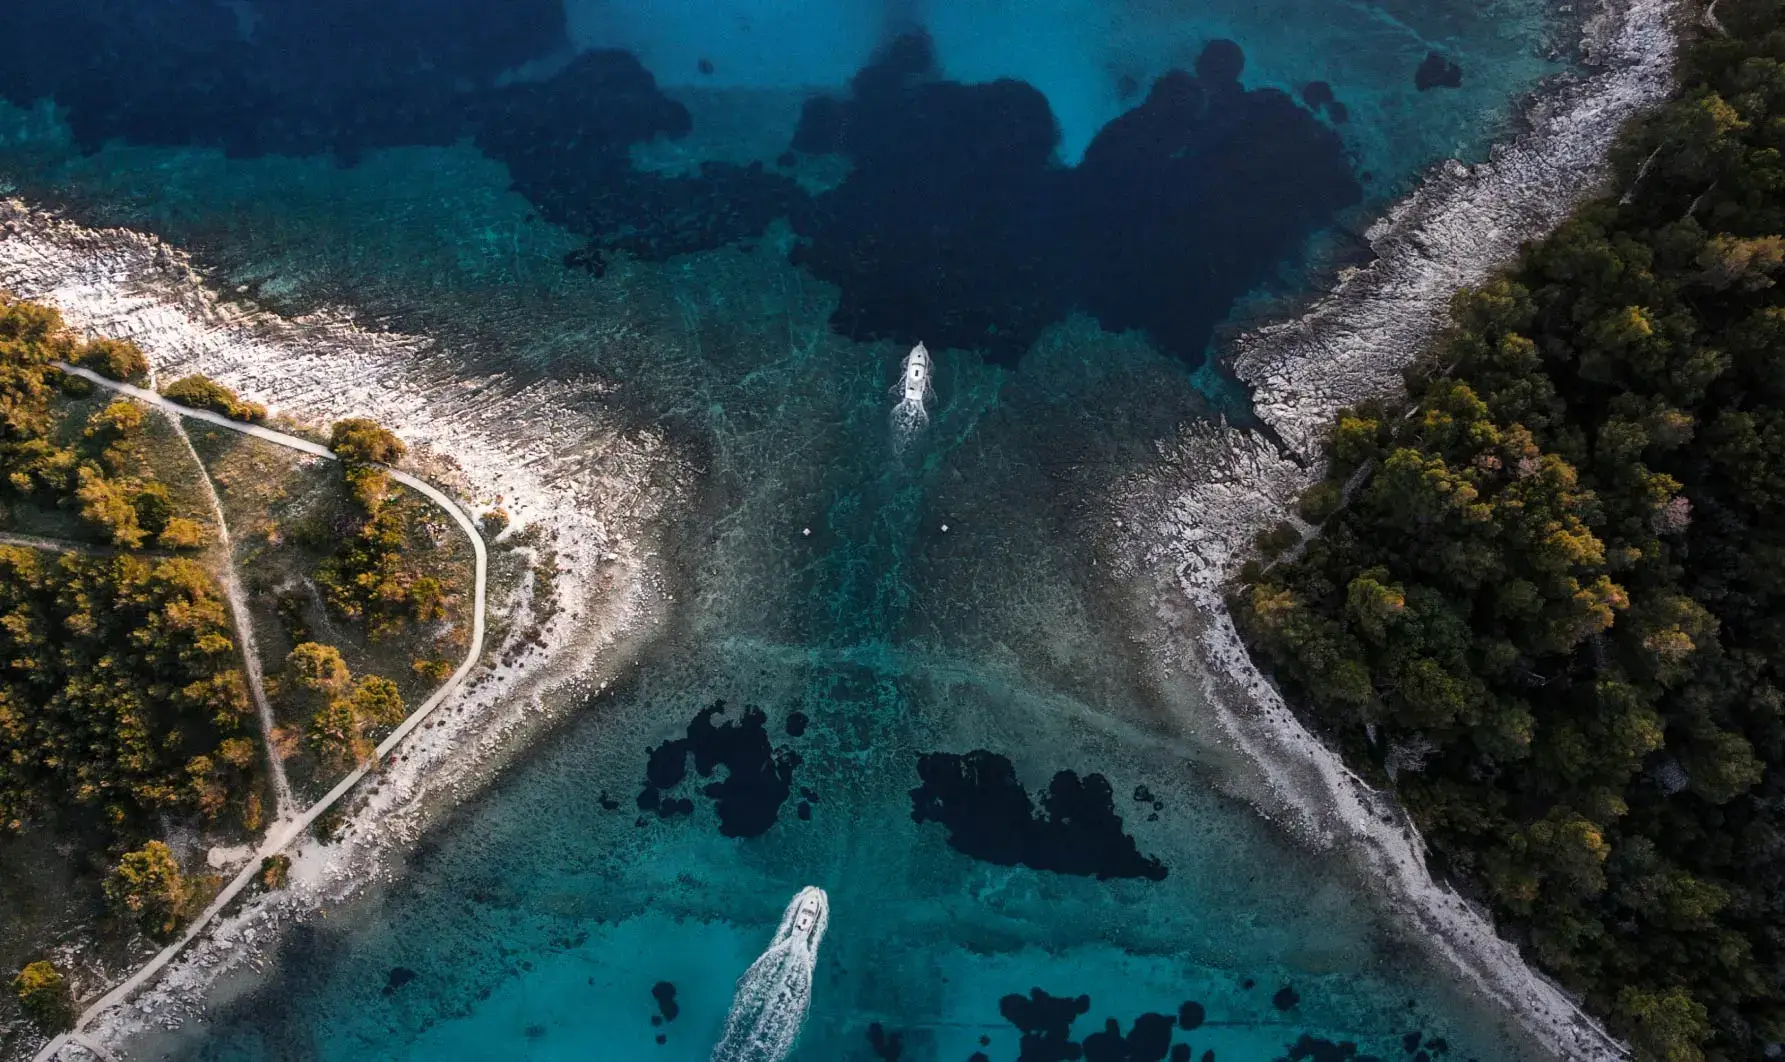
[{"x1": 0, "y1": 1, "x2": 1577, "y2": 1059}]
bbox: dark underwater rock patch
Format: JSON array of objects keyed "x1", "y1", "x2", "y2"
[
  {"x1": 652, "y1": 980, "x2": 679, "y2": 1022},
  {"x1": 1414, "y1": 53, "x2": 1463, "y2": 91},
  {"x1": 1273, "y1": 984, "x2": 1300, "y2": 1010},
  {"x1": 0, "y1": 0, "x2": 565, "y2": 157},
  {"x1": 471, "y1": 49, "x2": 802, "y2": 275},
  {"x1": 382, "y1": 966, "x2": 418, "y2": 995},
  {"x1": 1280, "y1": 1034, "x2": 1385, "y2": 1062},
  {"x1": 868, "y1": 1022, "x2": 905, "y2": 1060},
  {"x1": 637, "y1": 701, "x2": 801, "y2": 838},
  {"x1": 1082, "y1": 1013, "x2": 1176, "y2": 1061},
  {"x1": 994, "y1": 989, "x2": 1211, "y2": 1062},
  {"x1": 1177, "y1": 1001, "x2": 1204, "y2": 1030},
  {"x1": 910, "y1": 749, "x2": 1166, "y2": 880},
  {"x1": 1299, "y1": 82, "x2": 1349, "y2": 123},
  {"x1": 788, "y1": 30, "x2": 1359, "y2": 366},
  {"x1": 1000, "y1": 988, "x2": 1092, "y2": 1062},
  {"x1": 0, "y1": 8, "x2": 1358, "y2": 373}
]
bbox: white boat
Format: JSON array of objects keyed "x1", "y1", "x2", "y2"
[
  {"x1": 777, "y1": 886, "x2": 829, "y2": 956},
  {"x1": 899, "y1": 342, "x2": 933, "y2": 405},
  {"x1": 710, "y1": 887, "x2": 830, "y2": 1062}
]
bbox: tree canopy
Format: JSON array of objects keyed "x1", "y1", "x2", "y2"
[
  {"x1": 161, "y1": 374, "x2": 266, "y2": 424},
  {"x1": 1238, "y1": 6, "x2": 1785, "y2": 1057}
]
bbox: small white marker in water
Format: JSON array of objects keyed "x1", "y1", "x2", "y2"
[
  {"x1": 802, "y1": 528, "x2": 811, "y2": 537},
  {"x1": 941, "y1": 524, "x2": 949, "y2": 532}
]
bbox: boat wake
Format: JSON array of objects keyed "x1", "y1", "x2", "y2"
[{"x1": 711, "y1": 887, "x2": 830, "y2": 1062}]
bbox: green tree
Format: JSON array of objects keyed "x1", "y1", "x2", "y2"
[
  {"x1": 1616, "y1": 986, "x2": 1710, "y2": 1062},
  {"x1": 284, "y1": 642, "x2": 352, "y2": 701},
  {"x1": 329, "y1": 418, "x2": 406, "y2": 465},
  {"x1": 72, "y1": 337, "x2": 149, "y2": 383},
  {"x1": 74, "y1": 464, "x2": 146, "y2": 548},
  {"x1": 307, "y1": 698, "x2": 371, "y2": 769},
  {"x1": 104, "y1": 841, "x2": 191, "y2": 941},
  {"x1": 10, "y1": 960, "x2": 74, "y2": 1033},
  {"x1": 347, "y1": 675, "x2": 406, "y2": 729}
]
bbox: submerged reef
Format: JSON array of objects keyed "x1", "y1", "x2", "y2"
[
  {"x1": 788, "y1": 31, "x2": 1360, "y2": 365},
  {"x1": 995, "y1": 986, "x2": 1394, "y2": 1062},
  {"x1": 0, "y1": 7, "x2": 1355, "y2": 370},
  {"x1": 637, "y1": 701, "x2": 802, "y2": 838},
  {"x1": 909, "y1": 750, "x2": 1167, "y2": 880},
  {"x1": 1413, "y1": 54, "x2": 1464, "y2": 91}
]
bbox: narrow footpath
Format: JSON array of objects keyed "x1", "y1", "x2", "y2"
[
  {"x1": 160, "y1": 404, "x2": 298, "y2": 822},
  {"x1": 0, "y1": 531, "x2": 145, "y2": 557},
  {"x1": 33, "y1": 364, "x2": 490, "y2": 1062}
]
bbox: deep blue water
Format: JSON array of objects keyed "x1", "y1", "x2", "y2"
[{"x1": 0, "y1": 1, "x2": 1576, "y2": 1059}]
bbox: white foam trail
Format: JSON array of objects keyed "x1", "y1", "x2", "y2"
[
  {"x1": 711, "y1": 887, "x2": 830, "y2": 1062},
  {"x1": 890, "y1": 341, "x2": 934, "y2": 450},
  {"x1": 1114, "y1": 0, "x2": 1677, "y2": 1058}
]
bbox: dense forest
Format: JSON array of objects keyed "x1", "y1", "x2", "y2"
[
  {"x1": 0, "y1": 296, "x2": 263, "y2": 1032},
  {"x1": 0, "y1": 294, "x2": 462, "y2": 1039},
  {"x1": 0, "y1": 295, "x2": 262, "y2": 841},
  {"x1": 1237, "y1": 5, "x2": 1785, "y2": 1059}
]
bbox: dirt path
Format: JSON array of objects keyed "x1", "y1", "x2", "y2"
[
  {"x1": 0, "y1": 531, "x2": 143, "y2": 557},
  {"x1": 33, "y1": 365, "x2": 490, "y2": 1062},
  {"x1": 159, "y1": 405, "x2": 298, "y2": 823}
]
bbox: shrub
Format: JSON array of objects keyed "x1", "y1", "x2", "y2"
[
  {"x1": 11, "y1": 960, "x2": 74, "y2": 1033},
  {"x1": 157, "y1": 516, "x2": 210, "y2": 550},
  {"x1": 284, "y1": 642, "x2": 351, "y2": 701},
  {"x1": 160, "y1": 375, "x2": 266, "y2": 423},
  {"x1": 347, "y1": 675, "x2": 406, "y2": 729},
  {"x1": 1253, "y1": 521, "x2": 1301, "y2": 560},
  {"x1": 1296, "y1": 480, "x2": 1343, "y2": 524},
  {"x1": 258, "y1": 854, "x2": 291, "y2": 891},
  {"x1": 104, "y1": 841, "x2": 191, "y2": 941},
  {"x1": 329, "y1": 418, "x2": 406, "y2": 465},
  {"x1": 73, "y1": 337, "x2": 150, "y2": 383}
]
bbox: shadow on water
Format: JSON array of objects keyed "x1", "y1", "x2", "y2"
[{"x1": 0, "y1": 3, "x2": 1356, "y2": 379}]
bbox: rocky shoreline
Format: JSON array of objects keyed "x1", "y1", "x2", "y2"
[
  {"x1": 1116, "y1": 0, "x2": 1682, "y2": 1057},
  {"x1": 0, "y1": 200, "x2": 689, "y2": 1058}
]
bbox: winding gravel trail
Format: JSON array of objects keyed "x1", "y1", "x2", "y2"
[{"x1": 33, "y1": 364, "x2": 489, "y2": 1062}]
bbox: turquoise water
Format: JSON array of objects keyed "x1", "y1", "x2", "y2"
[{"x1": 0, "y1": 1, "x2": 1578, "y2": 1058}]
